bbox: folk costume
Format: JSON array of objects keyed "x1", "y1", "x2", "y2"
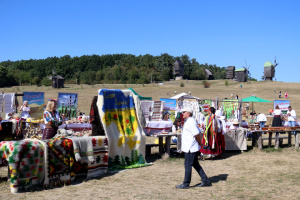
[
  {"x1": 42, "y1": 110, "x2": 62, "y2": 139},
  {"x1": 200, "y1": 113, "x2": 223, "y2": 158}
]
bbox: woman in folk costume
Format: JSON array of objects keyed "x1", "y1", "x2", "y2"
[
  {"x1": 42, "y1": 99, "x2": 63, "y2": 139},
  {"x1": 200, "y1": 107, "x2": 222, "y2": 159}
]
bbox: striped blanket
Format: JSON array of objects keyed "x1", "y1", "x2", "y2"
[{"x1": 151, "y1": 101, "x2": 164, "y2": 121}]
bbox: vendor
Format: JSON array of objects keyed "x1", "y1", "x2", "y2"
[
  {"x1": 272, "y1": 105, "x2": 283, "y2": 127},
  {"x1": 19, "y1": 100, "x2": 31, "y2": 120},
  {"x1": 162, "y1": 111, "x2": 172, "y2": 122},
  {"x1": 257, "y1": 112, "x2": 267, "y2": 129},
  {"x1": 229, "y1": 119, "x2": 239, "y2": 130},
  {"x1": 172, "y1": 118, "x2": 182, "y2": 133},
  {"x1": 42, "y1": 99, "x2": 62, "y2": 139}
]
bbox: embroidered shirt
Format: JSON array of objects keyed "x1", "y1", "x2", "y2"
[{"x1": 43, "y1": 110, "x2": 62, "y2": 127}]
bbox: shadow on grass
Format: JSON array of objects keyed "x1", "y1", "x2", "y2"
[{"x1": 190, "y1": 174, "x2": 229, "y2": 187}]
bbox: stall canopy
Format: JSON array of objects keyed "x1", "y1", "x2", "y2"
[
  {"x1": 242, "y1": 96, "x2": 271, "y2": 112},
  {"x1": 241, "y1": 96, "x2": 271, "y2": 103},
  {"x1": 170, "y1": 92, "x2": 200, "y2": 100},
  {"x1": 128, "y1": 88, "x2": 152, "y2": 100}
]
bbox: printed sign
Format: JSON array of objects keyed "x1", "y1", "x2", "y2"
[
  {"x1": 274, "y1": 100, "x2": 290, "y2": 111},
  {"x1": 23, "y1": 92, "x2": 44, "y2": 119},
  {"x1": 57, "y1": 93, "x2": 78, "y2": 118},
  {"x1": 160, "y1": 98, "x2": 177, "y2": 110}
]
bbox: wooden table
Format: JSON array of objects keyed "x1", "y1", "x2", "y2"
[
  {"x1": 251, "y1": 129, "x2": 300, "y2": 149},
  {"x1": 156, "y1": 133, "x2": 178, "y2": 156}
]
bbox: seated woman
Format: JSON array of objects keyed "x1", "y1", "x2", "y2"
[
  {"x1": 162, "y1": 111, "x2": 172, "y2": 122},
  {"x1": 171, "y1": 118, "x2": 182, "y2": 152},
  {"x1": 172, "y1": 118, "x2": 182, "y2": 133}
]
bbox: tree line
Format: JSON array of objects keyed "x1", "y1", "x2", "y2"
[{"x1": 0, "y1": 53, "x2": 229, "y2": 87}]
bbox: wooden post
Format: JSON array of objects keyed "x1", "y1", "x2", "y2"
[
  {"x1": 165, "y1": 136, "x2": 171, "y2": 157},
  {"x1": 288, "y1": 131, "x2": 291, "y2": 146},
  {"x1": 268, "y1": 132, "x2": 272, "y2": 148},
  {"x1": 295, "y1": 131, "x2": 299, "y2": 149},
  {"x1": 258, "y1": 132, "x2": 262, "y2": 149},
  {"x1": 238, "y1": 99, "x2": 242, "y2": 127},
  {"x1": 275, "y1": 132, "x2": 279, "y2": 149},
  {"x1": 252, "y1": 131, "x2": 257, "y2": 147},
  {"x1": 159, "y1": 137, "x2": 163, "y2": 154}
]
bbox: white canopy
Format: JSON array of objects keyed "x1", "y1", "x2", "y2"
[{"x1": 170, "y1": 92, "x2": 200, "y2": 100}]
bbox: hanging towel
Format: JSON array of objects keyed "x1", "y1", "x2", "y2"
[{"x1": 4, "y1": 93, "x2": 14, "y2": 114}]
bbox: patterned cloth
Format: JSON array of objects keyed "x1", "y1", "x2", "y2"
[
  {"x1": 0, "y1": 139, "x2": 46, "y2": 193},
  {"x1": 151, "y1": 101, "x2": 164, "y2": 121},
  {"x1": 68, "y1": 136, "x2": 94, "y2": 163},
  {"x1": 90, "y1": 96, "x2": 105, "y2": 136},
  {"x1": 97, "y1": 89, "x2": 146, "y2": 170},
  {"x1": 87, "y1": 136, "x2": 108, "y2": 179},
  {"x1": 44, "y1": 137, "x2": 74, "y2": 188},
  {"x1": 140, "y1": 101, "x2": 154, "y2": 122}
]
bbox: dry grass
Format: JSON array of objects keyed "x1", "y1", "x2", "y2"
[{"x1": 1, "y1": 80, "x2": 300, "y2": 199}]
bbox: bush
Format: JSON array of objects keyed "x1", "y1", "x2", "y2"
[
  {"x1": 41, "y1": 77, "x2": 52, "y2": 86},
  {"x1": 180, "y1": 82, "x2": 185, "y2": 87},
  {"x1": 202, "y1": 80, "x2": 210, "y2": 88},
  {"x1": 225, "y1": 80, "x2": 229, "y2": 86}
]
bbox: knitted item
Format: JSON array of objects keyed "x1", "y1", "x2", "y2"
[
  {"x1": 68, "y1": 136, "x2": 94, "y2": 164},
  {"x1": 0, "y1": 140, "x2": 46, "y2": 193},
  {"x1": 97, "y1": 89, "x2": 146, "y2": 170}
]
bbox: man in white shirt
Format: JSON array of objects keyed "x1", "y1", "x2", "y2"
[
  {"x1": 176, "y1": 107, "x2": 211, "y2": 189},
  {"x1": 257, "y1": 113, "x2": 267, "y2": 130},
  {"x1": 287, "y1": 106, "x2": 296, "y2": 134}
]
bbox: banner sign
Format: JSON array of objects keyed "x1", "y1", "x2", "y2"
[
  {"x1": 160, "y1": 98, "x2": 177, "y2": 110},
  {"x1": 274, "y1": 100, "x2": 290, "y2": 111},
  {"x1": 57, "y1": 93, "x2": 78, "y2": 118},
  {"x1": 23, "y1": 92, "x2": 44, "y2": 119}
]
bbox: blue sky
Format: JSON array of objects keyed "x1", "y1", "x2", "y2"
[{"x1": 1, "y1": 0, "x2": 299, "y2": 82}]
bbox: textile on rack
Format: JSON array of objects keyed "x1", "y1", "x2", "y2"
[
  {"x1": 222, "y1": 100, "x2": 239, "y2": 120},
  {"x1": 68, "y1": 136, "x2": 94, "y2": 163},
  {"x1": 87, "y1": 136, "x2": 108, "y2": 179},
  {"x1": 97, "y1": 89, "x2": 146, "y2": 170},
  {"x1": 225, "y1": 128, "x2": 247, "y2": 150},
  {"x1": 151, "y1": 101, "x2": 164, "y2": 121},
  {"x1": 4, "y1": 93, "x2": 15, "y2": 114},
  {"x1": 44, "y1": 137, "x2": 74, "y2": 188},
  {"x1": 90, "y1": 96, "x2": 105, "y2": 136},
  {"x1": 140, "y1": 101, "x2": 154, "y2": 122},
  {"x1": 200, "y1": 114, "x2": 224, "y2": 157},
  {"x1": 0, "y1": 139, "x2": 46, "y2": 193}
]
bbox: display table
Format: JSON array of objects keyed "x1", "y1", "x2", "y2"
[
  {"x1": 251, "y1": 129, "x2": 300, "y2": 149},
  {"x1": 224, "y1": 128, "x2": 247, "y2": 151},
  {"x1": 143, "y1": 121, "x2": 173, "y2": 135},
  {"x1": 59, "y1": 123, "x2": 92, "y2": 131},
  {"x1": 156, "y1": 133, "x2": 178, "y2": 156}
]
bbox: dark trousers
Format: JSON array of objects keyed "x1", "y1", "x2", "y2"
[{"x1": 183, "y1": 151, "x2": 209, "y2": 186}]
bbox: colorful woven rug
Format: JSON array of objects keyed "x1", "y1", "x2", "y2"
[
  {"x1": 0, "y1": 139, "x2": 46, "y2": 193},
  {"x1": 97, "y1": 89, "x2": 146, "y2": 170},
  {"x1": 87, "y1": 136, "x2": 108, "y2": 178},
  {"x1": 44, "y1": 137, "x2": 74, "y2": 188}
]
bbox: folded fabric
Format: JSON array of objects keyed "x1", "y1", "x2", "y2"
[{"x1": 68, "y1": 136, "x2": 95, "y2": 163}]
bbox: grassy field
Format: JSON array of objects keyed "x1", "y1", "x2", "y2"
[
  {"x1": 1, "y1": 79, "x2": 300, "y2": 116},
  {"x1": 1, "y1": 80, "x2": 300, "y2": 199}
]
